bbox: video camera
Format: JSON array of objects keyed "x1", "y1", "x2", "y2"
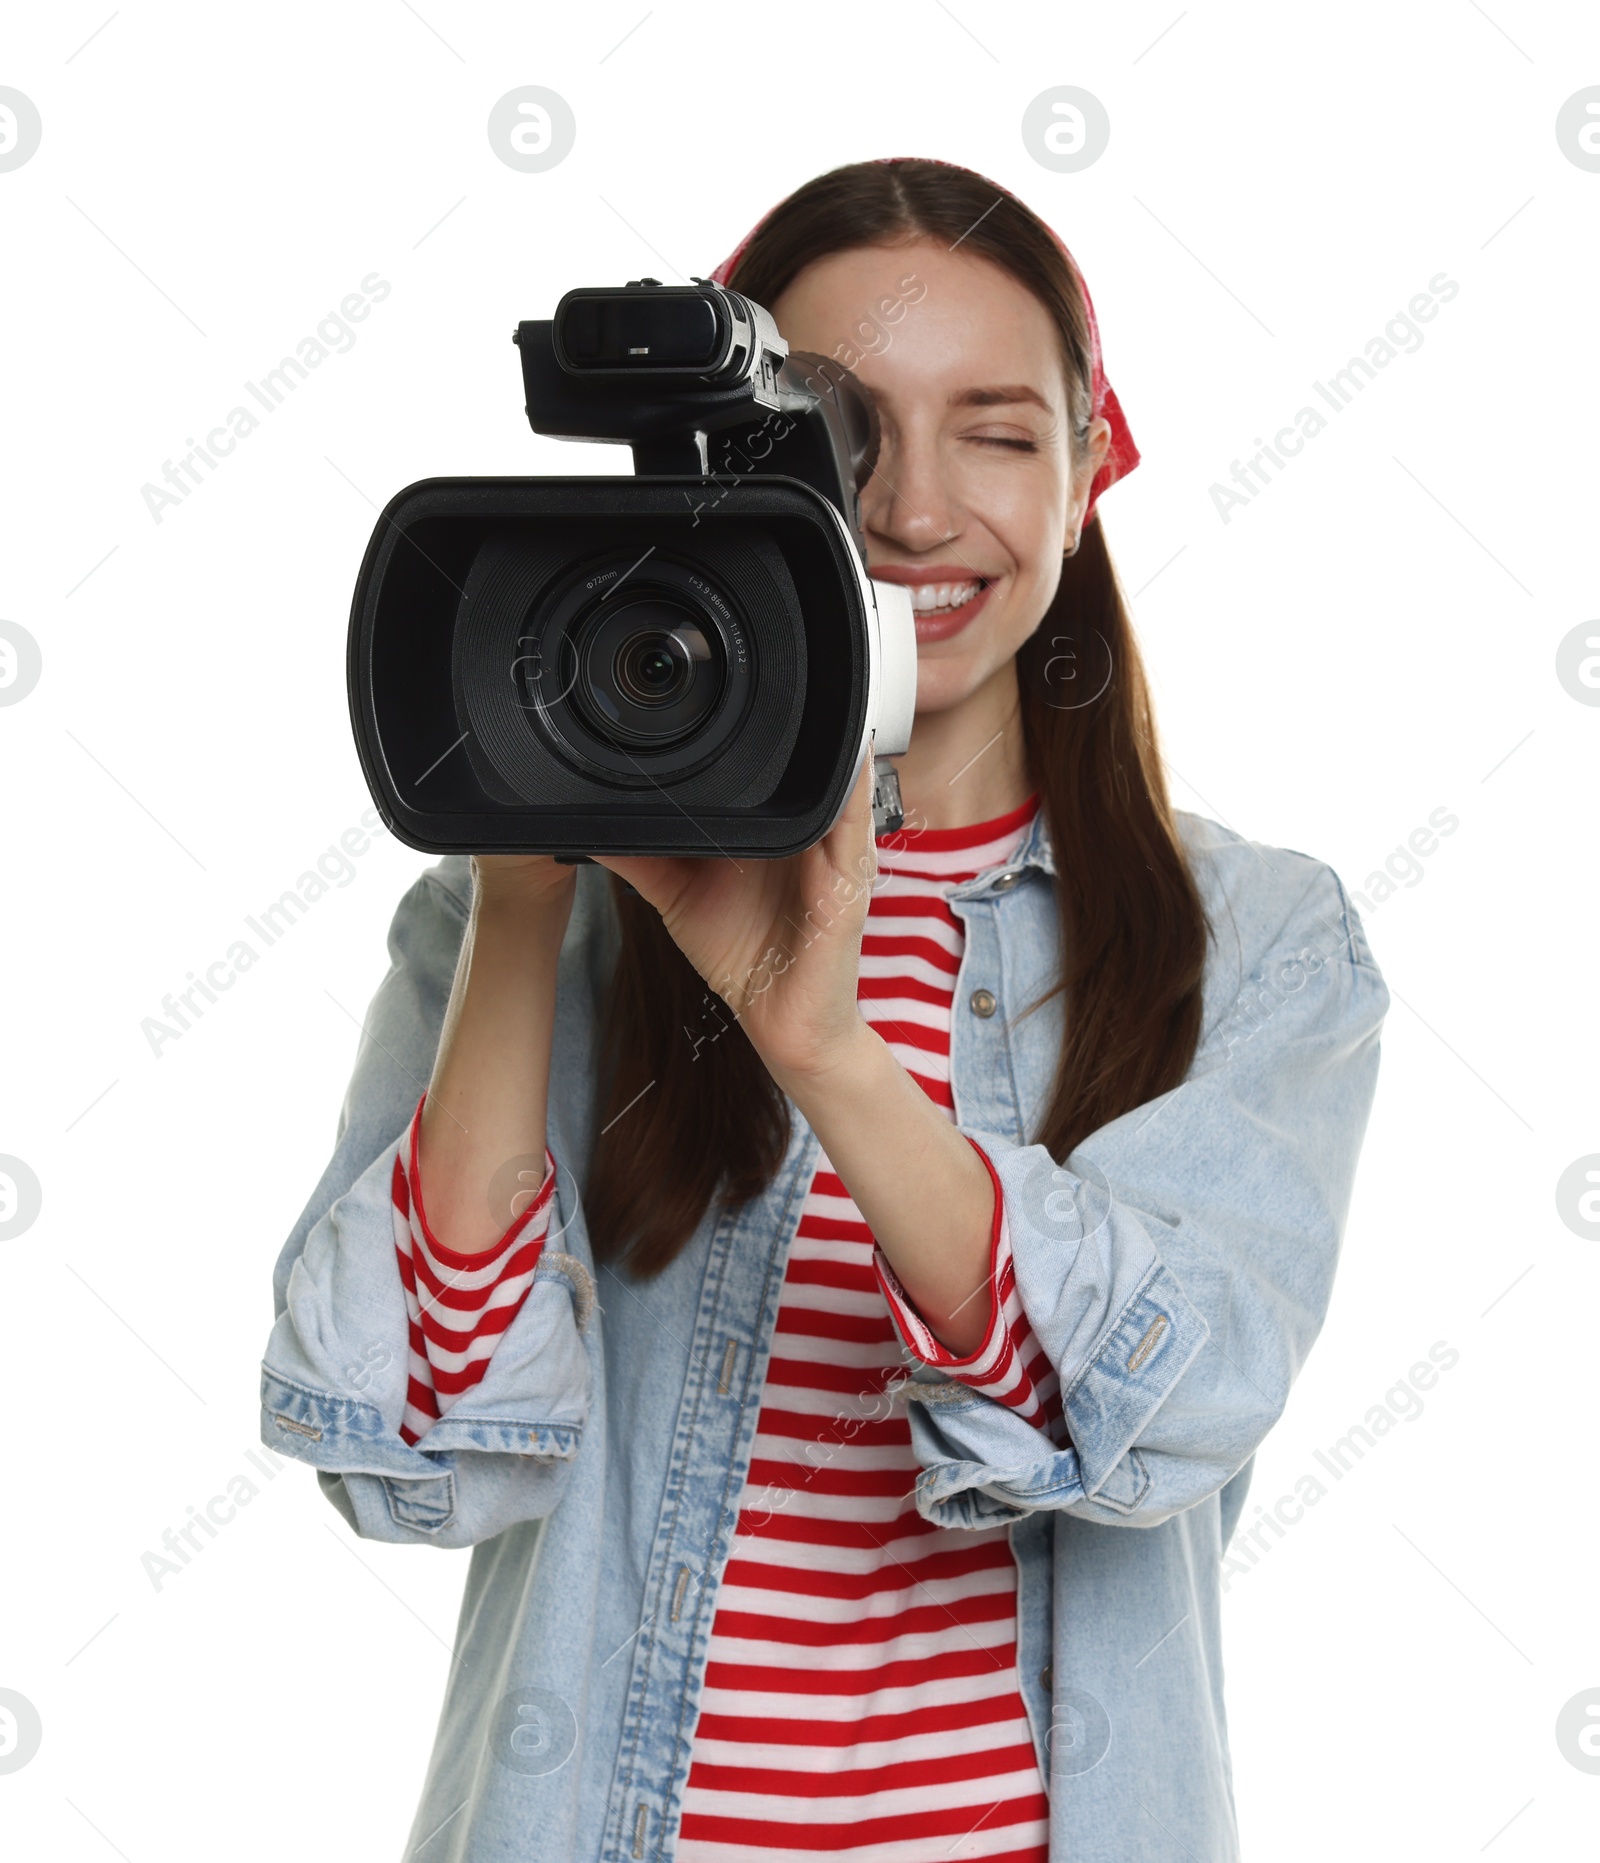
[{"x1": 346, "y1": 277, "x2": 917, "y2": 860}]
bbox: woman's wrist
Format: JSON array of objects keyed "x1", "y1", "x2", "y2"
[
  {"x1": 760, "y1": 1013, "x2": 879, "y2": 1101},
  {"x1": 471, "y1": 862, "x2": 577, "y2": 929}
]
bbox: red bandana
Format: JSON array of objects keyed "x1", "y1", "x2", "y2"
[{"x1": 709, "y1": 156, "x2": 1140, "y2": 528}]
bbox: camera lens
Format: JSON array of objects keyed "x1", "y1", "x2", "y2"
[
  {"x1": 615, "y1": 623, "x2": 708, "y2": 705},
  {"x1": 627, "y1": 643, "x2": 675, "y2": 693},
  {"x1": 447, "y1": 526, "x2": 781, "y2": 805},
  {"x1": 569, "y1": 592, "x2": 725, "y2": 749}
]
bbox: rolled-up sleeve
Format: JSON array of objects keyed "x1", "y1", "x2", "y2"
[
  {"x1": 873, "y1": 1136, "x2": 1067, "y2": 1447},
  {"x1": 888, "y1": 861, "x2": 1390, "y2": 1532},
  {"x1": 259, "y1": 865, "x2": 597, "y2": 1549},
  {"x1": 392, "y1": 1088, "x2": 564, "y2": 1446}
]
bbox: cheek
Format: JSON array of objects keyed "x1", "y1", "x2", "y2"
[
  {"x1": 954, "y1": 457, "x2": 1070, "y2": 582},
  {"x1": 964, "y1": 479, "x2": 1070, "y2": 651},
  {"x1": 996, "y1": 555, "x2": 1065, "y2": 658}
]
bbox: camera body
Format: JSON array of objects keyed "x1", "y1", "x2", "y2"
[{"x1": 346, "y1": 277, "x2": 918, "y2": 859}]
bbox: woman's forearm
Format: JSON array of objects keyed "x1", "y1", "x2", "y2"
[
  {"x1": 418, "y1": 877, "x2": 575, "y2": 1255},
  {"x1": 768, "y1": 1024, "x2": 997, "y2": 1356}
]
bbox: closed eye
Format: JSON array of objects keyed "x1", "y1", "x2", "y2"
[{"x1": 972, "y1": 435, "x2": 1039, "y2": 452}]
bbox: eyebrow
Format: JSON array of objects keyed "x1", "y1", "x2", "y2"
[{"x1": 950, "y1": 384, "x2": 1054, "y2": 413}]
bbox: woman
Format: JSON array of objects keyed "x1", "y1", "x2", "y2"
[{"x1": 262, "y1": 158, "x2": 1389, "y2": 1861}]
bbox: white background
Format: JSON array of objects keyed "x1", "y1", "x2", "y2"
[{"x1": 1, "y1": 2, "x2": 1596, "y2": 1857}]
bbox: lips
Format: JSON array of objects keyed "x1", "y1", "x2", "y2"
[{"x1": 870, "y1": 566, "x2": 999, "y2": 642}]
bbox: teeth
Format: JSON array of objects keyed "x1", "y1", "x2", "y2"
[{"x1": 909, "y1": 579, "x2": 983, "y2": 613}]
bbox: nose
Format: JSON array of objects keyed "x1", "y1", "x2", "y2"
[{"x1": 862, "y1": 424, "x2": 963, "y2": 554}]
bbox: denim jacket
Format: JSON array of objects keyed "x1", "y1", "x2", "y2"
[{"x1": 261, "y1": 804, "x2": 1389, "y2": 1861}]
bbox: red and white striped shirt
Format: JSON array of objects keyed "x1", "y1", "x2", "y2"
[{"x1": 392, "y1": 793, "x2": 1066, "y2": 1856}]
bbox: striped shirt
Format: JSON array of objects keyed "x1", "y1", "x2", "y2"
[{"x1": 392, "y1": 792, "x2": 1066, "y2": 1855}]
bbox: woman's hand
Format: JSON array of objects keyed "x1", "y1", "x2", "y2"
[{"x1": 591, "y1": 747, "x2": 882, "y2": 1083}]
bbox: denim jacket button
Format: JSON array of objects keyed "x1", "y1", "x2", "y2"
[
  {"x1": 1040, "y1": 1664, "x2": 1053, "y2": 1691},
  {"x1": 969, "y1": 988, "x2": 997, "y2": 1018},
  {"x1": 991, "y1": 870, "x2": 1021, "y2": 892}
]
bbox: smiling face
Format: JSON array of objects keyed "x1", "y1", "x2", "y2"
[{"x1": 768, "y1": 239, "x2": 1111, "y2": 721}]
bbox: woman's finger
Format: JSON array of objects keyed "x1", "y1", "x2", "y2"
[
  {"x1": 589, "y1": 853, "x2": 683, "y2": 913},
  {"x1": 828, "y1": 742, "x2": 879, "y2": 901}
]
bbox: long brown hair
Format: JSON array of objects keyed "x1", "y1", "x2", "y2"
[{"x1": 585, "y1": 158, "x2": 1211, "y2": 1277}]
